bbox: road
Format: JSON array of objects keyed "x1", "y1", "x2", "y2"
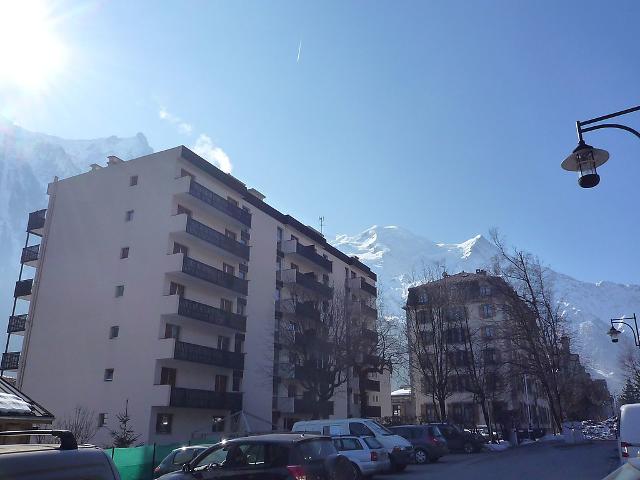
[{"x1": 387, "y1": 440, "x2": 620, "y2": 480}]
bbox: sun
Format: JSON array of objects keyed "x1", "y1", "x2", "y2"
[{"x1": 0, "y1": 1, "x2": 68, "y2": 92}]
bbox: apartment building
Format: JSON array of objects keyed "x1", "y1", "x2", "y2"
[
  {"x1": 8, "y1": 146, "x2": 391, "y2": 445},
  {"x1": 405, "y1": 270, "x2": 552, "y2": 431}
]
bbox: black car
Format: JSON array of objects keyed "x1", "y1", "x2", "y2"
[
  {"x1": 154, "y1": 445, "x2": 209, "y2": 478},
  {"x1": 388, "y1": 425, "x2": 449, "y2": 464},
  {"x1": 158, "y1": 433, "x2": 356, "y2": 480},
  {"x1": 429, "y1": 423, "x2": 485, "y2": 453}
]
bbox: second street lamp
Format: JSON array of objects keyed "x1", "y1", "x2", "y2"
[{"x1": 607, "y1": 314, "x2": 639, "y2": 347}]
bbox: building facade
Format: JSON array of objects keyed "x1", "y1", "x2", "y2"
[
  {"x1": 9, "y1": 146, "x2": 390, "y2": 445},
  {"x1": 405, "y1": 270, "x2": 552, "y2": 431}
]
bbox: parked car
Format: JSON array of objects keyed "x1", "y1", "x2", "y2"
[
  {"x1": 158, "y1": 433, "x2": 356, "y2": 480},
  {"x1": 292, "y1": 418, "x2": 414, "y2": 472},
  {"x1": 388, "y1": 425, "x2": 448, "y2": 464},
  {"x1": 429, "y1": 423, "x2": 485, "y2": 453},
  {"x1": 0, "y1": 429, "x2": 120, "y2": 480},
  {"x1": 605, "y1": 457, "x2": 640, "y2": 480},
  {"x1": 154, "y1": 445, "x2": 209, "y2": 478},
  {"x1": 619, "y1": 403, "x2": 640, "y2": 463},
  {"x1": 332, "y1": 435, "x2": 390, "y2": 478}
]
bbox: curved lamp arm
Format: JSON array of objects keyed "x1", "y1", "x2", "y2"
[
  {"x1": 611, "y1": 314, "x2": 640, "y2": 347},
  {"x1": 582, "y1": 123, "x2": 640, "y2": 141},
  {"x1": 577, "y1": 104, "x2": 640, "y2": 143}
]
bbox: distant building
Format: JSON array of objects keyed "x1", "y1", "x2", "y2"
[
  {"x1": 390, "y1": 387, "x2": 413, "y2": 419},
  {"x1": 6, "y1": 146, "x2": 391, "y2": 445},
  {"x1": 0, "y1": 377, "x2": 53, "y2": 442}
]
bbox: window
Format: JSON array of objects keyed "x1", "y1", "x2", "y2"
[
  {"x1": 363, "y1": 437, "x2": 383, "y2": 449},
  {"x1": 482, "y1": 304, "x2": 495, "y2": 318},
  {"x1": 234, "y1": 334, "x2": 243, "y2": 353},
  {"x1": 173, "y1": 242, "x2": 189, "y2": 255},
  {"x1": 125, "y1": 210, "x2": 134, "y2": 222},
  {"x1": 177, "y1": 204, "x2": 192, "y2": 217},
  {"x1": 173, "y1": 448, "x2": 202, "y2": 465},
  {"x1": 120, "y1": 247, "x2": 129, "y2": 259},
  {"x1": 338, "y1": 438, "x2": 363, "y2": 451},
  {"x1": 223, "y1": 263, "x2": 235, "y2": 276},
  {"x1": 160, "y1": 367, "x2": 176, "y2": 386},
  {"x1": 98, "y1": 413, "x2": 108, "y2": 427},
  {"x1": 164, "y1": 323, "x2": 180, "y2": 339},
  {"x1": 417, "y1": 291, "x2": 428, "y2": 304},
  {"x1": 322, "y1": 274, "x2": 329, "y2": 285},
  {"x1": 236, "y1": 301, "x2": 245, "y2": 316},
  {"x1": 480, "y1": 285, "x2": 492, "y2": 296},
  {"x1": 169, "y1": 282, "x2": 185, "y2": 297},
  {"x1": 297, "y1": 440, "x2": 336, "y2": 461},
  {"x1": 220, "y1": 298, "x2": 233, "y2": 312},
  {"x1": 484, "y1": 325, "x2": 495, "y2": 338},
  {"x1": 104, "y1": 368, "x2": 114, "y2": 381},
  {"x1": 351, "y1": 271, "x2": 356, "y2": 279},
  {"x1": 129, "y1": 175, "x2": 138, "y2": 186},
  {"x1": 277, "y1": 227, "x2": 283, "y2": 243},
  {"x1": 214, "y1": 374, "x2": 228, "y2": 393},
  {"x1": 227, "y1": 196, "x2": 239, "y2": 207},
  {"x1": 349, "y1": 422, "x2": 374, "y2": 436},
  {"x1": 156, "y1": 413, "x2": 173, "y2": 434},
  {"x1": 109, "y1": 326, "x2": 119, "y2": 339},
  {"x1": 232, "y1": 373, "x2": 242, "y2": 391},
  {"x1": 115, "y1": 285, "x2": 125, "y2": 297},
  {"x1": 287, "y1": 384, "x2": 296, "y2": 398},
  {"x1": 218, "y1": 335, "x2": 230, "y2": 351},
  {"x1": 225, "y1": 229, "x2": 237, "y2": 241}
]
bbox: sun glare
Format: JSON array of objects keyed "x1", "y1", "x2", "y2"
[{"x1": 0, "y1": 1, "x2": 68, "y2": 92}]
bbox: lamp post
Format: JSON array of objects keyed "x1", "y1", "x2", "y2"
[
  {"x1": 561, "y1": 105, "x2": 640, "y2": 188},
  {"x1": 607, "y1": 314, "x2": 639, "y2": 346}
]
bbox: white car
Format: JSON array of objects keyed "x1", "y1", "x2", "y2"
[
  {"x1": 619, "y1": 404, "x2": 640, "y2": 463},
  {"x1": 332, "y1": 435, "x2": 390, "y2": 478}
]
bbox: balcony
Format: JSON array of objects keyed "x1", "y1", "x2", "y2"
[
  {"x1": 363, "y1": 405, "x2": 382, "y2": 418},
  {"x1": 363, "y1": 379, "x2": 381, "y2": 392},
  {"x1": 362, "y1": 328, "x2": 378, "y2": 344},
  {"x1": 170, "y1": 387, "x2": 242, "y2": 412},
  {"x1": 294, "y1": 364, "x2": 333, "y2": 383},
  {"x1": 176, "y1": 297, "x2": 246, "y2": 332},
  {"x1": 173, "y1": 215, "x2": 250, "y2": 261},
  {"x1": 7, "y1": 315, "x2": 27, "y2": 335},
  {"x1": 187, "y1": 179, "x2": 251, "y2": 228},
  {"x1": 273, "y1": 396, "x2": 295, "y2": 413},
  {"x1": 179, "y1": 255, "x2": 248, "y2": 296},
  {"x1": 278, "y1": 269, "x2": 333, "y2": 298},
  {"x1": 349, "y1": 277, "x2": 377, "y2": 297},
  {"x1": 1, "y1": 352, "x2": 20, "y2": 370},
  {"x1": 173, "y1": 340, "x2": 244, "y2": 369},
  {"x1": 294, "y1": 332, "x2": 333, "y2": 353},
  {"x1": 280, "y1": 239, "x2": 332, "y2": 272},
  {"x1": 274, "y1": 363, "x2": 295, "y2": 379},
  {"x1": 295, "y1": 398, "x2": 334, "y2": 415},
  {"x1": 14, "y1": 279, "x2": 33, "y2": 300},
  {"x1": 27, "y1": 209, "x2": 46, "y2": 236},
  {"x1": 21, "y1": 244, "x2": 40, "y2": 267}
]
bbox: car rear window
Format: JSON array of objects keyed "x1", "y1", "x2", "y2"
[
  {"x1": 173, "y1": 448, "x2": 199, "y2": 465},
  {"x1": 363, "y1": 437, "x2": 383, "y2": 449},
  {"x1": 297, "y1": 439, "x2": 337, "y2": 461}
]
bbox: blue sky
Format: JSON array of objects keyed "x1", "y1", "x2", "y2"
[{"x1": 2, "y1": 0, "x2": 640, "y2": 285}]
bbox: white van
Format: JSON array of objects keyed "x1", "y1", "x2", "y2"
[
  {"x1": 620, "y1": 404, "x2": 640, "y2": 463},
  {"x1": 292, "y1": 418, "x2": 414, "y2": 472}
]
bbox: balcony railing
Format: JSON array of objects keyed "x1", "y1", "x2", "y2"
[
  {"x1": 27, "y1": 209, "x2": 46, "y2": 235},
  {"x1": 294, "y1": 332, "x2": 333, "y2": 352},
  {"x1": 362, "y1": 304, "x2": 378, "y2": 318},
  {"x1": 174, "y1": 340, "x2": 244, "y2": 369},
  {"x1": 1, "y1": 352, "x2": 20, "y2": 370},
  {"x1": 21, "y1": 244, "x2": 40, "y2": 264},
  {"x1": 7, "y1": 315, "x2": 27, "y2": 334},
  {"x1": 14, "y1": 279, "x2": 33, "y2": 298},
  {"x1": 295, "y1": 243, "x2": 333, "y2": 272},
  {"x1": 295, "y1": 398, "x2": 334, "y2": 415},
  {"x1": 178, "y1": 297, "x2": 246, "y2": 332},
  {"x1": 185, "y1": 217, "x2": 250, "y2": 261},
  {"x1": 360, "y1": 278, "x2": 377, "y2": 297},
  {"x1": 182, "y1": 256, "x2": 248, "y2": 295},
  {"x1": 293, "y1": 271, "x2": 333, "y2": 297},
  {"x1": 363, "y1": 405, "x2": 382, "y2": 418},
  {"x1": 170, "y1": 387, "x2": 242, "y2": 411},
  {"x1": 294, "y1": 364, "x2": 333, "y2": 383},
  {"x1": 296, "y1": 301, "x2": 321, "y2": 321},
  {"x1": 363, "y1": 379, "x2": 381, "y2": 392},
  {"x1": 188, "y1": 180, "x2": 251, "y2": 228},
  {"x1": 362, "y1": 328, "x2": 378, "y2": 343}
]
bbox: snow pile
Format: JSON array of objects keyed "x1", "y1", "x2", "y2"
[
  {"x1": 0, "y1": 393, "x2": 31, "y2": 414},
  {"x1": 486, "y1": 441, "x2": 511, "y2": 452}
]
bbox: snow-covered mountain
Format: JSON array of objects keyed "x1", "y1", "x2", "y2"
[
  {"x1": 0, "y1": 119, "x2": 153, "y2": 349},
  {"x1": 334, "y1": 225, "x2": 639, "y2": 393}
]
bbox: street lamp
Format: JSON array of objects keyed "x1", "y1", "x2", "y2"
[
  {"x1": 607, "y1": 314, "x2": 639, "y2": 346},
  {"x1": 561, "y1": 105, "x2": 640, "y2": 188}
]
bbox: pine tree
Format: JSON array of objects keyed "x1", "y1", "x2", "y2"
[
  {"x1": 619, "y1": 378, "x2": 640, "y2": 406},
  {"x1": 110, "y1": 400, "x2": 140, "y2": 448}
]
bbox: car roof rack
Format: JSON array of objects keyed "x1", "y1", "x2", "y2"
[{"x1": 0, "y1": 430, "x2": 78, "y2": 450}]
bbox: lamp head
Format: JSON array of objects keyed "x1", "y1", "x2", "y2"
[{"x1": 561, "y1": 140, "x2": 609, "y2": 188}]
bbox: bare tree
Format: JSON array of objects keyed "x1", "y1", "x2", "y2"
[{"x1": 56, "y1": 405, "x2": 99, "y2": 444}]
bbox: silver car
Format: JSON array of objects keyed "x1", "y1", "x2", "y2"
[{"x1": 332, "y1": 435, "x2": 390, "y2": 478}]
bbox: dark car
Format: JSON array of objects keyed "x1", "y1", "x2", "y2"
[
  {"x1": 154, "y1": 445, "x2": 209, "y2": 478},
  {"x1": 429, "y1": 423, "x2": 485, "y2": 453},
  {"x1": 158, "y1": 433, "x2": 356, "y2": 480},
  {"x1": 388, "y1": 425, "x2": 449, "y2": 464}
]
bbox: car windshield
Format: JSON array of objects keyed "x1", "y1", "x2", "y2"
[{"x1": 365, "y1": 421, "x2": 394, "y2": 436}]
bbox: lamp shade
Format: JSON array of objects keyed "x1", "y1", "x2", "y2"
[{"x1": 561, "y1": 141, "x2": 609, "y2": 188}]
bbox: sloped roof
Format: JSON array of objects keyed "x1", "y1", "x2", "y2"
[{"x1": 0, "y1": 377, "x2": 53, "y2": 421}]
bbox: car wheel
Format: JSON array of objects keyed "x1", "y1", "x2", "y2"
[
  {"x1": 414, "y1": 448, "x2": 429, "y2": 465},
  {"x1": 334, "y1": 456, "x2": 358, "y2": 480},
  {"x1": 351, "y1": 462, "x2": 362, "y2": 480},
  {"x1": 463, "y1": 442, "x2": 475, "y2": 454}
]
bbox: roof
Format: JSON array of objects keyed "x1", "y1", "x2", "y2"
[
  {"x1": 391, "y1": 388, "x2": 411, "y2": 397},
  {"x1": 0, "y1": 377, "x2": 54, "y2": 422}
]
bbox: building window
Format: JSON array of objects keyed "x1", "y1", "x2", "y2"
[
  {"x1": 115, "y1": 285, "x2": 125, "y2": 297},
  {"x1": 351, "y1": 271, "x2": 356, "y2": 279},
  {"x1": 234, "y1": 334, "x2": 243, "y2": 353},
  {"x1": 277, "y1": 227, "x2": 283, "y2": 243},
  {"x1": 120, "y1": 247, "x2": 129, "y2": 259},
  {"x1": 160, "y1": 367, "x2": 177, "y2": 386},
  {"x1": 156, "y1": 413, "x2": 172, "y2": 434},
  {"x1": 236, "y1": 301, "x2": 245, "y2": 316},
  {"x1": 125, "y1": 210, "x2": 134, "y2": 222},
  {"x1": 482, "y1": 304, "x2": 495, "y2": 318},
  {"x1": 173, "y1": 242, "x2": 189, "y2": 256},
  {"x1": 169, "y1": 282, "x2": 185, "y2": 297},
  {"x1": 109, "y1": 326, "x2": 119, "y2": 339},
  {"x1": 129, "y1": 175, "x2": 138, "y2": 186},
  {"x1": 214, "y1": 374, "x2": 228, "y2": 393},
  {"x1": 417, "y1": 292, "x2": 428, "y2": 304},
  {"x1": 484, "y1": 326, "x2": 495, "y2": 338},
  {"x1": 480, "y1": 285, "x2": 492, "y2": 296},
  {"x1": 98, "y1": 413, "x2": 108, "y2": 427},
  {"x1": 223, "y1": 263, "x2": 235, "y2": 276},
  {"x1": 177, "y1": 204, "x2": 192, "y2": 217},
  {"x1": 220, "y1": 298, "x2": 233, "y2": 312},
  {"x1": 104, "y1": 368, "x2": 114, "y2": 382},
  {"x1": 164, "y1": 323, "x2": 180, "y2": 339},
  {"x1": 232, "y1": 372, "x2": 242, "y2": 392},
  {"x1": 322, "y1": 274, "x2": 329, "y2": 285},
  {"x1": 227, "y1": 196, "x2": 239, "y2": 207},
  {"x1": 288, "y1": 385, "x2": 296, "y2": 398},
  {"x1": 225, "y1": 229, "x2": 237, "y2": 241},
  {"x1": 217, "y1": 336, "x2": 230, "y2": 351}
]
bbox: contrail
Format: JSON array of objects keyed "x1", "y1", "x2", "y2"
[{"x1": 297, "y1": 40, "x2": 302, "y2": 63}]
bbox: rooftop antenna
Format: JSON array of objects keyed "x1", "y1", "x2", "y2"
[{"x1": 319, "y1": 216, "x2": 325, "y2": 235}]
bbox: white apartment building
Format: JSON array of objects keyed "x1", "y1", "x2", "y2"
[{"x1": 8, "y1": 146, "x2": 390, "y2": 445}]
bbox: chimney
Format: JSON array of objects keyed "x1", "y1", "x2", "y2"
[
  {"x1": 90, "y1": 164, "x2": 103, "y2": 171},
  {"x1": 247, "y1": 188, "x2": 265, "y2": 201},
  {"x1": 107, "y1": 155, "x2": 123, "y2": 166},
  {"x1": 476, "y1": 269, "x2": 487, "y2": 275}
]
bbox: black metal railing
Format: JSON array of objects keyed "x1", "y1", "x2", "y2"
[
  {"x1": 296, "y1": 271, "x2": 333, "y2": 297},
  {"x1": 360, "y1": 278, "x2": 377, "y2": 297},
  {"x1": 178, "y1": 297, "x2": 246, "y2": 331},
  {"x1": 296, "y1": 243, "x2": 333, "y2": 272},
  {"x1": 188, "y1": 180, "x2": 251, "y2": 228},
  {"x1": 363, "y1": 405, "x2": 382, "y2": 418},
  {"x1": 7, "y1": 315, "x2": 27, "y2": 333},
  {"x1": 21, "y1": 244, "x2": 40, "y2": 264},
  {"x1": 170, "y1": 387, "x2": 243, "y2": 411},
  {"x1": 363, "y1": 328, "x2": 378, "y2": 343},
  {"x1": 27, "y1": 209, "x2": 46, "y2": 234},
  {"x1": 14, "y1": 279, "x2": 33, "y2": 298},
  {"x1": 182, "y1": 256, "x2": 248, "y2": 295},
  {"x1": 294, "y1": 332, "x2": 333, "y2": 352},
  {"x1": 362, "y1": 304, "x2": 378, "y2": 318},
  {"x1": 174, "y1": 341, "x2": 244, "y2": 369},
  {"x1": 295, "y1": 398, "x2": 334, "y2": 415},
  {"x1": 185, "y1": 217, "x2": 250, "y2": 261},
  {"x1": 296, "y1": 301, "x2": 321, "y2": 321},
  {"x1": 294, "y1": 364, "x2": 333, "y2": 383},
  {"x1": 363, "y1": 379, "x2": 381, "y2": 392},
  {"x1": 1, "y1": 352, "x2": 20, "y2": 370}
]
